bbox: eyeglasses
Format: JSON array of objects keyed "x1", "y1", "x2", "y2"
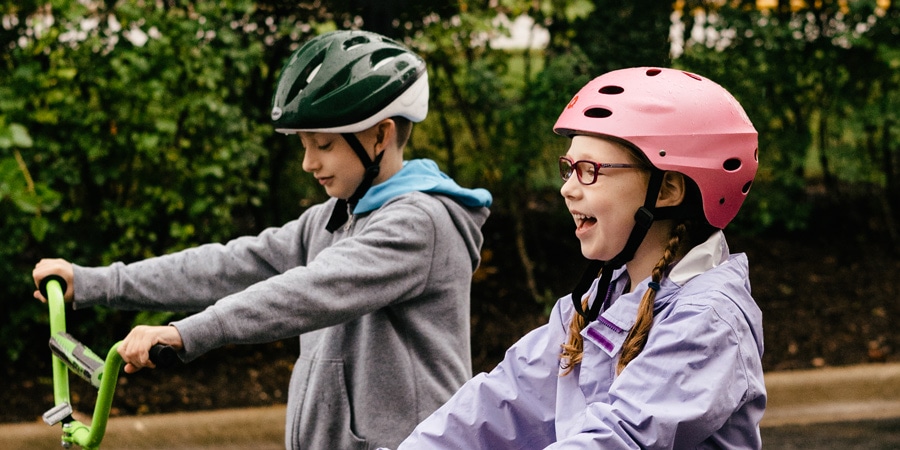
[{"x1": 558, "y1": 156, "x2": 641, "y2": 185}]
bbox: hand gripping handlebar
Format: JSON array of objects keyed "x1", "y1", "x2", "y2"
[{"x1": 39, "y1": 275, "x2": 177, "y2": 449}]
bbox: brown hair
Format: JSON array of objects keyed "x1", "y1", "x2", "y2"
[
  {"x1": 560, "y1": 221, "x2": 692, "y2": 375},
  {"x1": 559, "y1": 136, "x2": 717, "y2": 376},
  {"x1": 557, "y1": 137, "x2": 716, "y2": 375},
  {"x1": 392, "y1": 116, "x2": 413, "y2": 148}
]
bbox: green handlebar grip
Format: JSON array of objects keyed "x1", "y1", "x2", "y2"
[
  {"x1": 49, "y1": 332, "x2": 105, "y2": 388},
  {"x1": 39, "y1": 274, "x2": 68, "y2": 301}
]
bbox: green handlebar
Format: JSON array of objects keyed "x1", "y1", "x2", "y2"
[
  {"x1": 41, "y1": 275, "x2": 178, "y2": 449},
  {"x1": 43, "y1": 277, "x2": 72, "y2": 408}
]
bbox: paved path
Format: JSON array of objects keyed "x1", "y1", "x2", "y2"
[
  {"x1": 4, "y1": 363, "x2": 900, "y2": 449},
  {"x1": 0, "y1": 406, "x2": 285, "y2": 449},
  {"x1": 762, "y1": 417, "x2": 900, "y2": 450},
  {"x1": 763, "y1": 362, "x2": 900, "y2": 427}
]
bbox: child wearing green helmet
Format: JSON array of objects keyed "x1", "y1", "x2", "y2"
[{"x1": 32, "y1": 29, "x2": 492, "y2": 450}]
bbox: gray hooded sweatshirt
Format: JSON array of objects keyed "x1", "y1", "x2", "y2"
[{"x1": 72, "y1": 159, "x2": 492, "y2": 450}]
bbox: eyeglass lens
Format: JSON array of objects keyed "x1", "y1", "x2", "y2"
[
  {"x1": 558, "y1": 157, "x2": 574, "y2": 181},
  {"x1": 559, "y1": 157, "x2": 596, "y2": 185}
]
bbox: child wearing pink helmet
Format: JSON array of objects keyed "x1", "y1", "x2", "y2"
[{"x1": 393, "y1": 67, "x2": 765, "y2": 449}]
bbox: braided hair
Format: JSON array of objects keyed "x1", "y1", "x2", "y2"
[{"x1": 559, "y1": 175, "x2": 714, "y2": 376}]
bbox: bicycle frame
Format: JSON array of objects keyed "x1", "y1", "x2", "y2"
[{"x1": 40, "y1": 275, "x2": 174, "y2": 449}]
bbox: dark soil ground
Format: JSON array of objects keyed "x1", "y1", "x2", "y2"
[{"x1": 3, "y1": 198, "x2": 899, "y2": 424}]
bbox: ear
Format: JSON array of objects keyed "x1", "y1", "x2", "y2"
[
  {"x1": 372, "y1": 119, "x2": 396, "y2": 152},
  {"x1": 656, "y1": 171, "x2": 686, "y2": 208}
]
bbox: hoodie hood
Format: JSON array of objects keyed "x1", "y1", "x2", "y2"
[{"x1": 354, "y1": 159, "x2": 493, "y2": 214}]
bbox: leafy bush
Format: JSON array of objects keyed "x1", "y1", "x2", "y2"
[{"x1": 0, "y1": 1, "x2": 281, "y2": 361}]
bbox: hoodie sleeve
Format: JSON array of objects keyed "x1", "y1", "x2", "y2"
[
  {"x1": 171, "y1": 197, "x2": 442, "y2": 361},
  {"x1": 71, "y1": 205, "x2": 323, "y2": 312}
]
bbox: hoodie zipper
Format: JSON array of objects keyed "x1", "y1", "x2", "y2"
[{"x1": 344, "y1": 203, "x2": 354, "y2": 231}]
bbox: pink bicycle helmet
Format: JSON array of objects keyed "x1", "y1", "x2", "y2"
[{"x1": 554, "y1": 67, "x2": 758, "y2": 229}]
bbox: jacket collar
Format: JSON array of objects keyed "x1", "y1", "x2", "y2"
[{"x1": 582, "y1": 231, "x2": 731, "y2": 356}]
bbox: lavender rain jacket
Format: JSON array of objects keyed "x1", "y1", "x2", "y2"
[{"x1": 397, "y1": 231, "x2": 766, "y2": 449}]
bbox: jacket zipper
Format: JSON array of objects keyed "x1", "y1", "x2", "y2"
[{"x1": 344, "y1": 203, "x2": 354, "y2": 231}]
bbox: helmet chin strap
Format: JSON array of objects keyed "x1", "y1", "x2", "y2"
[
  {"x1": 570, "y1": 170, "x2": 665, "y2": 322},
  {"x1": 325, "y1": 133, "x2": 383, "y2": 233}
]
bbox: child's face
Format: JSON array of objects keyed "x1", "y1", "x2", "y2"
[
  {"x1": 298, "y1": 132, "x2": 367, "y2": 200},
  {"x1": 560, "y1": 135, "x2": 649, "y2": 261}
]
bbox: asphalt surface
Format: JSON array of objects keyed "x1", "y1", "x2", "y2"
[
  {"x1": 760, "y1": 362, "x2": 900, "y2": 449},
  {"x1": 3, "y1": 362, "x2": 900, "y2": 449}
]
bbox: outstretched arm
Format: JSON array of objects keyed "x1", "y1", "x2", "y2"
[
  {"x1": 398, "y1": 300, "x2": 571, "y2": 449},
  {"x1": 172, "y1": 198, "x2": 444, "y2": 361},
  {"x1": 67, "y1": 205, "x2": 326, "y2": 312}
]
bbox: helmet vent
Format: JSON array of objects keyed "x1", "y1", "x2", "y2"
[
  {"x1": 742, "y1": 180, "x2": 753, "y2": 194},
  {"x1": 286, "y1": 51, "x2": 326, "y2": 104},
  {"x1": 314, "y1": 66, "x2": 352, "y2": 102},
  {"x1": 371, "y1": 48, "x2": 404, "y2": 70},
  {"x1": 598, "y1": 85, "x2": 624, "y2": 95},
  {"x1": 723, "y1": 158, "x2": 742, "y2": 171},
  {"x1": 682, "y1": 71, "x2": 702, "y2": 81},
  {"x1": 584, "y1": 107, "x2": 612, "y2": 118},
  {"x1": 372, "y1": 56, "x2": 396, "y2": 71},
  {"x1": 646, "y1": 68, "x2": 662, "y2": 76},
  {"x1": 343, "y1": 35, "x2": 371, "y2": 51}
]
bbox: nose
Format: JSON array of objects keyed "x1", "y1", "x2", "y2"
[
  {"x1": 301, "y1": 148, "x2": 318, "y2": 173},
  {"x1": 560, "y1": 173, "x2": 579, "y2": 200}
]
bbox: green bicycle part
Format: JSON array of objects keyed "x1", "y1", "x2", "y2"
[
  {"x1": 50, "y1": 331, "x2": 106, "y2": 388},
  {"x1": 58, "y1": 342, "x2": 126, "y2": 450},
  {"x1": 42, "y1": 276, "x2": 176, "y2": 449},
  {"x1": 43, "y1": 277, "x2": 123, "y2": 449},
  {"x1": 45, "y1": 278, "x2": 72, "y2": 408}
]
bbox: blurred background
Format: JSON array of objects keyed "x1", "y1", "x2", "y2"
[{"x1": 1, "y1": 0, "x2": 898, "y2": 424}]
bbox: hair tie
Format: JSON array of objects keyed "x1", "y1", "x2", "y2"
[{"x1": 648, "y1": 281, "x2": 660, "y2": 292}]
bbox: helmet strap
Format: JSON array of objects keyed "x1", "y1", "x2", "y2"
[
  {"x1": 324, "y1": 133, "x2": 384, "y2": 233},
  {"x1": 569, "y1": 170, "x2": 665, "y2": 322}
]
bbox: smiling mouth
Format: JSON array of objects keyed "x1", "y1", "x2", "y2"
[{"x1": 573, "y1": 213, "x2": 597, "y2": 230}]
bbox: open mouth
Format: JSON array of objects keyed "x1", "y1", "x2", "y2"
[{"x1": 573, "y1": 213, "x2": 597, "y2": 230}]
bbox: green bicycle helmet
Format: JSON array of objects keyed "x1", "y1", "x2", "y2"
[
  {"x1": 272, "y1": 30, "x2": 429, "y2": 233},
  {"x1": 271, "y1": 30, "x2": 429, "y2": 134}
]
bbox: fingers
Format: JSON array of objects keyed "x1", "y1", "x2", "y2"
[
  {"x1": 118, "y1": 326, "x2": 160, "y2": 372},
  {"x1": 32, "y1": 258, "x2": 75, "y2": 302},
  {"x1": 118, "y1": 325, "x2": 184, "y2": 373}
]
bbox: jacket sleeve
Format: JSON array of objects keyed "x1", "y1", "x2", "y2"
[
  {"x1": 171, "y1": 199, "x2": 441, "y2": 361},
  {"x1": 397, "y1": 300, "x2": 572, "y2": 449},
  {"x1": 549, "y1": 292, "x2": 763, "y2": 449},
  {"x1": 71, "y1": 204, "x2": 324, "y2": 312}
]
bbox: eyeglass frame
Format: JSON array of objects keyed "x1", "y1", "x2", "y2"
[{"x1": 558, "y1": 156, "x2": 642, "y2": 185}]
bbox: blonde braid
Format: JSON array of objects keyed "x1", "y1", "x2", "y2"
[
  {"x1": 616, "y1": 222, "x2": 688, "y2": 374},
  {"x1": 560, "y1": 294, "x2": 591, "y2": 376}
]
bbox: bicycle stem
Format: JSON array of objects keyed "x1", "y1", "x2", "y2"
[
  {"x1": 60, "y1": 343, "x2": 125, "y2": 450},
  {"x1": 42, "y1": 276, "x2": 177, "y2": 449},
  {"x1": 44, "y1": 277, "x2": 119, "y2": 450},
  {"x1": 46, "y1": 279, "x2": 71, "y2": 408}
]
